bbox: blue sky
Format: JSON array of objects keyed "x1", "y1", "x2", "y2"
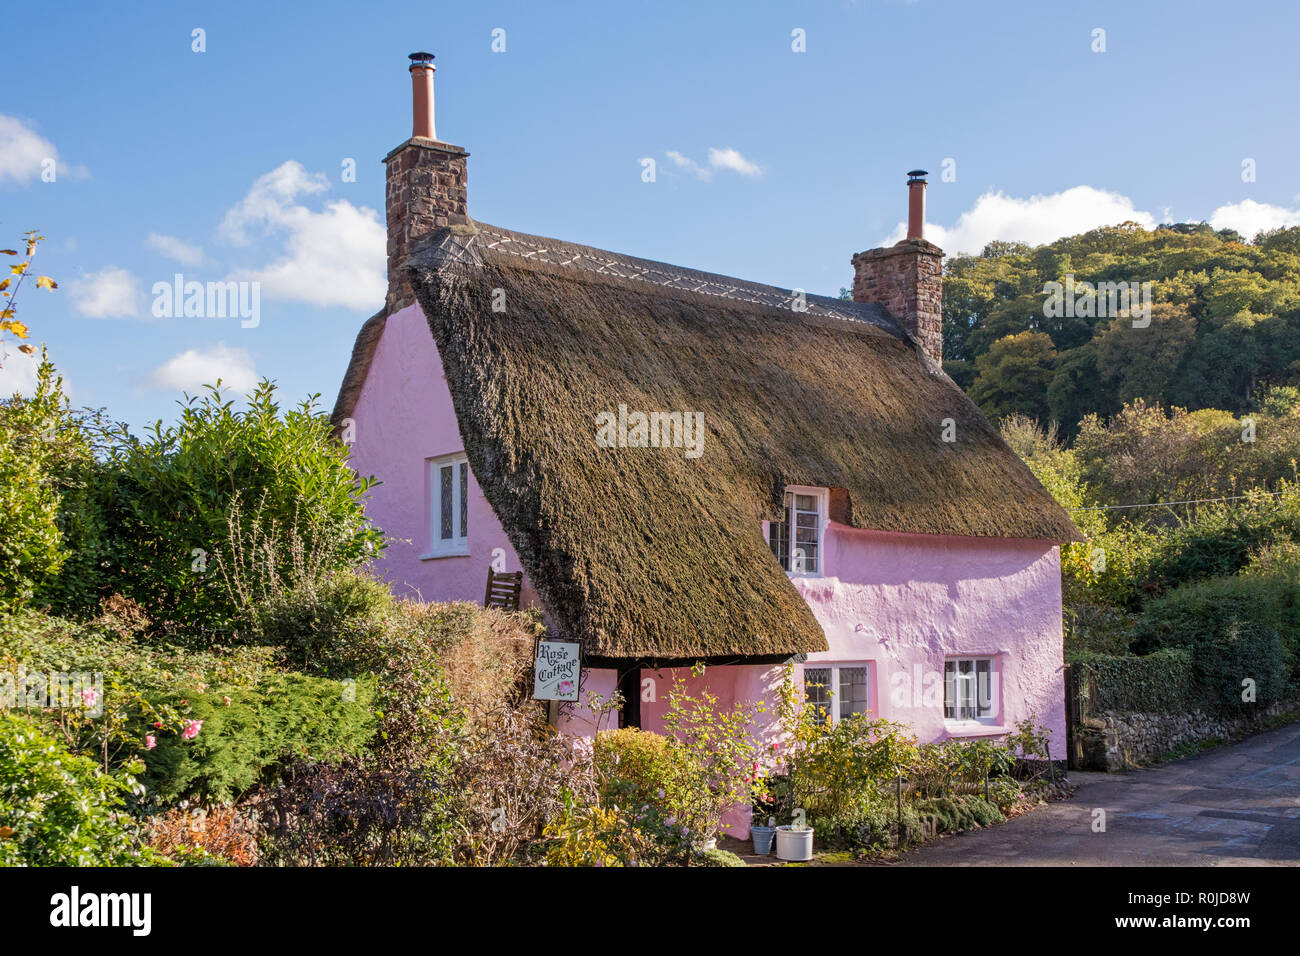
[{"x1": 3, "y1": 0, "x2": 1298, "y2": 430}]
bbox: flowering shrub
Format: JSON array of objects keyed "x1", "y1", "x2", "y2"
[{"x1": 0, "y1": 712, "x2": 162, "y2": 866}]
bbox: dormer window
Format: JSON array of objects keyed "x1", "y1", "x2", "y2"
[{"x1": 767, "y1": 486, "x2": 828, "y2": 576}]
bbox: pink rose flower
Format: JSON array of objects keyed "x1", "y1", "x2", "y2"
[
  {"x1": 146, "y1": 735, "x2": 157, "y2": 750},
  {"x1": 81, "y1": 688, "x2": 97, "y2": 707},
  {"x1": 154, "y1": 721, "x2": 163, "y2": 729},
  {"x1": 182, "y1": 719, "x2": 203, "y2": 740}
]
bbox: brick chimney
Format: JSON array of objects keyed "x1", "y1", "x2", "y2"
[
  {"x1": 851, "y1": 170, "x2": 944, "y2": 364},
  {"x1": 384, "y1": 52, "x2": 470, "y2": 313}
]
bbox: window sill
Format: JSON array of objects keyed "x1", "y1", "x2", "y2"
[
  {"x1": 419, "y1": 549, "x2": 470, "y2": 561},
  {"x1": 943, "y1": 722, "x2": 1006, "y2": 738}
]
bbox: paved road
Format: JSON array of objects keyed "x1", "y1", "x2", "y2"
[{"x1": 893, "y1": 721, "x2": 1300, "y2": 866}]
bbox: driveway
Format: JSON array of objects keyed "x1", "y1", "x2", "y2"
[{"x1": 893, "y1": 721, "x2": 1300, "y2": 866}]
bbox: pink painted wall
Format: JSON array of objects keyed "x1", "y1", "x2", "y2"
[
  {"x1": 346, "y1": 303, "x2": 539, "y2": 607},
  {"x1": 555, "y1": 667, "x2": 620, "y2": 739},
  {"x1": 782, "y1": 521, "x2": 1067, "y2": 759}
]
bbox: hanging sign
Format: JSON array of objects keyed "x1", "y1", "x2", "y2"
[{"x1": 533, "y1": 640, "x2": 581, "y2": 701}]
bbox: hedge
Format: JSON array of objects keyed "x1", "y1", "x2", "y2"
[
  {"x1": 1192, "y1": 623, "x2": 1289, "y2": 713},
  {"x1": 1074, "y1": 636, "x2": 1295, "y2": 717},
  {"x1": 1071, "y1": 648, "x2": 1198, "y2": 714}
]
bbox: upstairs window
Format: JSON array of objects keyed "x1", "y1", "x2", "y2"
[
  {"x1": 768, "y1": 487, "x2": 826, "y2": 575},
  {"x1": 426, "y1": 454, "x2": 469, "y2": 557}
]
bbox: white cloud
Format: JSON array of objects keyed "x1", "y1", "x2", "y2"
[
  {"x1": 666, "y1": 150, "x2": 709, "y2": 180},
  {"x1": 146, "y1": 343, "x2": 257, "y2": 394},
  {"x1": 218, "y1": 161, "x2": 329, "y2": 245},
  {"x1": 145, "y1": 233, "x2": 204, "y2": 265},
  {"x1": 1208, "y1": 199, "x2": 1300, "y2": 239},
  {"x1": 707, "y1": 147, "x2": 762, "y2": 177},
  {"x1": 0, "y1": 114, "x2": 88, "y2": 184},
  {"x1": 663, "y1": 147, "x2": 763, "y2": 181},
  {"x1": 217, "y1": 160, "x2": 384, "y2": 309},
  {"x1": 887, "y1": 185, "x2": 1158, "y2": 255},
  {"x1": 68, "y1": 266, "x2": 143, "y2": 318},
  {"x1": 0, "y1": 349, "x2": 40, "y2": 397}
]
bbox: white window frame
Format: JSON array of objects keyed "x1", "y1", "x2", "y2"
[
  {"x1": 423, "y1": 453, "x2": 470, "y2": 559},
  {"x1": 767, "y1": 485, "x2": 829, "y2": 578},
  {"x1": 943, "y1": 656, "x2": 999, "y2": 725},
  {"x1": 802, "y1": 662, "x2": 872, "y2": 726}
]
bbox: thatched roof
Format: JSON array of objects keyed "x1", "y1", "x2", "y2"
[{"x1": 335, "y1": 221, "x2": 1081, "y2": 661}]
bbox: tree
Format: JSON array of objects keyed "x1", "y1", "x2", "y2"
[
  {"x1": 1047, "y1": 344, "x2": 1110, "y2": 438},
  {"x1": 969, "y1": 331, "x2": 1057, "y2": 423},
  {"x1": 1095, "y1": 303, "x2": 1197, "y2": 408},
  {"x1": 938, "y1": 222, "x2": 1300, "y2": 435},
  {"x1": 0, "y1": 354, "x2": 67, "y2": 607}
]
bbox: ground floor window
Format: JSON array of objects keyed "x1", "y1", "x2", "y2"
[
  {"x1": 944, "y1": 657, "x2": 997, "y2": 721},
  {"x1": 803, "y1": 663, "x2": 870, "y2": 725}
]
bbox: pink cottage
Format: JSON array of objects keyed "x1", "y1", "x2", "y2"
[{"x1": 334, "y1": 55, "x2": 1083, "y2": 814}]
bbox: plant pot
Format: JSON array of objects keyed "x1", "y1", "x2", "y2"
[
  {"x1": 693, "y1": 837, "x2": 717, "y2": 853},
  {"x1": 775, "y1": 825, "x2": 814, "y2": 861},
  {"x1": 750, "y1": 825, "x2": 776, "y2": 856}
]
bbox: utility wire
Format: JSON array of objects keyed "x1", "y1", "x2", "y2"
[{"x1": 1066, "y1": 489, "x2": 1291, "y2": 512}]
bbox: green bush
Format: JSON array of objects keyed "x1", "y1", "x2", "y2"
[
  {"x1": 1064, "y1": 602, "x2": 1141, "y2": 657},
  {"x1": 244, "y1": 570, "x2": 396, "y2": 674},
  {"x1": 782, "y1": 712, "x2": 919, "y2": 819},
  {"x1": 1192, "y1": 622, "x2": 1289, "y2": 713},
  {"x1": 1136, "y1": 571, "x2": 1298, "y2": 652},
  {"x1": 95, "y1": 381, "x2": 384, "y2": 633},
  {"x1": 233, "y1": 567, "x2": 540, "y2": 768},
  {"x1": 593, "y1": 727, "x2": 699, "y2": 859},
  {"x1": 0, "y1": 357, "x2": 75, "y2": 609},
  {"x1": 810, "y1": 798, "x2": 924, "y2": 851},
  {"x1": 0, "y1": 711, "x2": 161, "y2": 865},
  {"x1": 695, "y1": 847, "x2": 746, "y2": 867},
  {"x1": 1140, "y1": 499, "x2": 1300, "y2": 596},
  {"x1": 0, "y1": 609, "x2": 374, "y2": 803},
  {"x1": 918, "y1": 795, "x2": 1004, "y2": 833},
  {"x1": 594, "y1": 727, "x2": 695, "y2": 809},
  {"x1": 1134, "y1": 570, "x2": 1300, "y2": 690}
]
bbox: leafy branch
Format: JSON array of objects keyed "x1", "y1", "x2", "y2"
[{"x1": 1, "y1": 230, "x2": 57, "y2": 368}]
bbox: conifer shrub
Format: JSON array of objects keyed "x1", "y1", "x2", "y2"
[{"x1": 142, "y1": 672, "x2": 375, "y2": 803}]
